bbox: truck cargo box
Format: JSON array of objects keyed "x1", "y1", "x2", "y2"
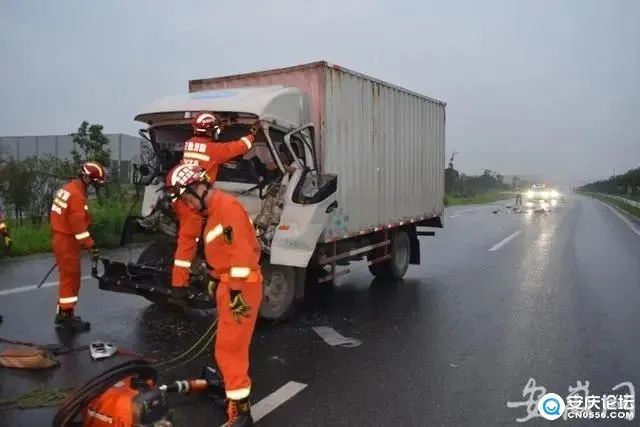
[{"x1": 189, "y1": 61, "x2": 446, "y2": 240}]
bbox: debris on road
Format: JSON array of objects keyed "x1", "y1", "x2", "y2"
[{"x1": 312, "y1": 326, "x2": 361, "y2": 348}]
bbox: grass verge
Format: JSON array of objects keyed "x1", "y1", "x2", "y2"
[
  {"x1": 1, "y1": 197, "x2": 140, "y2": 258},
  {"x1": 591, "y1": 194, "x2": 640, "y2": 220}
]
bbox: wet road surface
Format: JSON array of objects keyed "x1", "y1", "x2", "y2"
[{"x1": 1, "y1": 195, "x2": 639, "y2": 426}]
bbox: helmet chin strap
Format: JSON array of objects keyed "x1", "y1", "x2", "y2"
[{"x1": 185, "y1": 184, "x2": 210, "y2": 213}]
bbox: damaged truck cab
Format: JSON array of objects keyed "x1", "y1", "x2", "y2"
[{"x1": 98, "y1": 62, "x2": 446, "y2": 321}]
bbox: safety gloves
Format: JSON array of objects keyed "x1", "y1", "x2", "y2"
[
  {"x1": 3, "y1": 234, "x2": 11, "y2": 252},
  {"x1": 229, "y1": 290, "x2": 250, "y2": 323},
  {"x1": 248, "y1": 120, "x2": 262, "y2": 137},
  {"x1": 88, "y1": 246, "x2": 100, "y2": 262}
]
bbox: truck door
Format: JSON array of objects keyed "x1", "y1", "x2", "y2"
[{"x1": 270, "y1": 124, "x2": 337, "y2": 267}]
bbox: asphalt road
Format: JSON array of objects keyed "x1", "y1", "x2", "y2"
[{"x1": 1, "y1": 195, "x2": 639, "y2": 426}]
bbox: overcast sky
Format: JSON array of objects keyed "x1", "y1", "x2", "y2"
[{"x1": 1, "y1": 0, "x2": 638, "y2": 184}]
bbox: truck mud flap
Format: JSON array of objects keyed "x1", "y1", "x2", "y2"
[{"x1": 96, "y1": 258, "x2": 213, "y2": 310}]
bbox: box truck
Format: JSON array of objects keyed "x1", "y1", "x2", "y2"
[{"x1": 97, "y1": 61, "x2": 446, "y2": 321}]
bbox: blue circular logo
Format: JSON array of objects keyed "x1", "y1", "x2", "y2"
[{"x1": 538, "y1": 393, "x2": 566, "y2": 420}]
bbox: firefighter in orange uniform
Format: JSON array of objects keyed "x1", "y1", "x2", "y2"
[
  {"x1": 167, "y1": 163, "x2": 261, "y2": 427},
  {"x1": 170, "y1": 112, "x2": 260, "y2": 300},
  {"x1": 0, "y1": 209, "x2": 11, "y2": 252},
  {"x1": 0, "y1": 208, "x2": 10, "y2": 323},
  {"x1": 50, "y1": 162, "x2": 105, "y2": 331}
]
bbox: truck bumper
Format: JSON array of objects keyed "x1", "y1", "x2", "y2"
[{"x1": 95, "y1": 258, "x2": 213, "y2": 310}]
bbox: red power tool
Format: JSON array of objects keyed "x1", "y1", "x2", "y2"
[{"x1": 53, "y1": 360, "x2": 224, "y2": 427}]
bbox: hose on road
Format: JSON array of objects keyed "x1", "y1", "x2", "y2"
[{"x1": 0, "y1": 320, "x2": 218, "y2": 411}]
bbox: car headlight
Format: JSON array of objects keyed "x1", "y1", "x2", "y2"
[
  {"x1": 550, "y1": 191, "x2": 559, "y2": 198},
  {"x1": 541, "y1": 191, "x2": 549, "y2": 198},
  {"x1": 527, "y1": 191, "x2": 534, "y2": 198}
]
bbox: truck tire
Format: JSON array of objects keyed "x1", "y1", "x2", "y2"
[
  {"x1": 259, "y1": 263, "x2": 297, "y2": 322},
  {"x1": 368, "y1": 230, "x2": 410, "y2": 280}
]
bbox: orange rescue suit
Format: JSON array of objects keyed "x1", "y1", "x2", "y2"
[
  {"x1": 171, "y1": 134, "x2": 254, "y2": 287},
  {"x1": 50, "y1": 179, "x2": 94, "y2": 310},
  {"x1": 203, "y1": 190, "x2": 262, "y2": 400},
  {"x1": 0, "y1": 211, "x2": 8, "y2": 236}
]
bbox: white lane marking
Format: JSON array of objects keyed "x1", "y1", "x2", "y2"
[
  {"x1": 488, "y1": 230, "x2": 522, "y2": 252},
  {"x1": 252, "y1": 381, "x2": 308, "y2": 422},
  {"x1": 312, "y1": 326, "x2": 361, "y2": 348},
  {"x1": 0, "y1": 275, "x2": 93, "y2": 297},
  {"x1": 599, "y1": 200, "x2": 640, "y2": 238}
]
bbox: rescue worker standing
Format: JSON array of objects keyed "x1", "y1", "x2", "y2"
[
  {"x1": 0, "y1": 208, "x2": 9, "y2": 324},
  {"x1": 167, "y1": 163, "x2": 261, "y2": 427},
  {"x1": 171, "y1": 112, "x2": 260, "y2": 299},
  {"x1": 0, "y1": 208, "x2": 11, "y2": 252},
  {"x1": 50, "y1": 162, "x2": 105, "y2": 331}
]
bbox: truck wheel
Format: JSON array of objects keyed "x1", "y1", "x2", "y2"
[
  {"x1": 368, "y1": 230, "x2": 410, "y2": 280},
  {"x1": 259, "y1": 264, "x2": 297, "y2": 322}
]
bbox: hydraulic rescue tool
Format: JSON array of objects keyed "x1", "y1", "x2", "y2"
[{"x1": 53, "y1": 359, "x2": 225, "y2": 427}]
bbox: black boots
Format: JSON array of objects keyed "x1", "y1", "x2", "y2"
[
  {"x1": 222, "y1": 397, "x2": 253, "y2": 427},
  {"x1": 55, "y1": 309, "x2": 90, "y2": 332}
]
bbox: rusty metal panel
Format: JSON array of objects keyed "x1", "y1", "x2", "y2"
[{"x1": 189, "y1": 63, "x2": 327, "y2": 164}]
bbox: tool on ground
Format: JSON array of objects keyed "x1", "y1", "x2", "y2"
[
  {"x1": 37, "y1": 263, "x2": 58, "y2": 288},
  {"x1": 0, "y1": 346, "x2": 59, "y2": 369},
  {"x1": 0, "y1": 322, "x2": 217, "y2": 413},
  {"x1": 52, "y1": 359, "x2": 225, "y2": 427},
  {"x1": 89, "y1": 341, "x2": 118, "y2": 360}
]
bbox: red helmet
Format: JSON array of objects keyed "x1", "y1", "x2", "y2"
[
  {"x1": 165, "y1": 164, "x2": 208, "y2": 200},
  {"x1": 80, "y1": 161, "x2": 106, "y2": 184},
  {"x1": 192, "y1": 112, "x2": 218, "y2": 135}
]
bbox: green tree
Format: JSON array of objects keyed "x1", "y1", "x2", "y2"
[
  {"x1": 0, "y1": 156, "x2": 70, "y2": 225},
  {"x1": 0, "y1": 160, "x2": 31, "y2": 223},
  {"x1": 71, "y1": 121, "x2": 111, "y2": 170}
]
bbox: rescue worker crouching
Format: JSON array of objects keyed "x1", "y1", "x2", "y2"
[
  {"x1": 167, "y1": 163, "x2": 261, "y2": 427},
  {"x1": 50, "y1": 161, "x2": 105, "y2": 332},
  {"x1": 170, "y1": 112, "x2": 260, "y2": 300}
]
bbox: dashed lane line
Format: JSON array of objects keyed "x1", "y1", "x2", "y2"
[
  {"x1": 252, "y1": 381, "x2": 308, "y2": 422},
  {"x1": 488, "y1": 230, "x2": 522, "y2": 252}
]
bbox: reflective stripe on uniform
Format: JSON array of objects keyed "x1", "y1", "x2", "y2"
[
  {"x1": 183, "y1": 152, "x2": 211, "y2": 162},
  {"x1": 54, "y1": 198, "x2": 68, "y2": 209},
  {"x1": 241, "y1": 136, "x2": 252, "y2": 150},
  {"x1": 205, "y1": 224, "x2": 224, "y2": 243},
  {"x1": 59, "y1": 296, "x2": 78, "y2": 304},
  {"x1": 75, "y1": 231, "x2": 91, "y2": 240},
  {"x1": 174, "y1": 259, "x2": 192, "y2": 268},
  {"x1": 226, "y1": 387, "x2": 250, "y2": 400},
  {"x1": 230, "y1": 266, "x2": 251, "y2": 278}
]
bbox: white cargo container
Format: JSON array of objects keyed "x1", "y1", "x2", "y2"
[
  {"x1": 100, "y1": 61, "x2": 445, "y2": 321},
  {"x1": 189, "y1": 62, "x2": 446, "y2": 240}
]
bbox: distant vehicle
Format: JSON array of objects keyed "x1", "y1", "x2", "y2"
[{"x1": 525, "y1": 184, "x2": 561, "y2": 210}]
